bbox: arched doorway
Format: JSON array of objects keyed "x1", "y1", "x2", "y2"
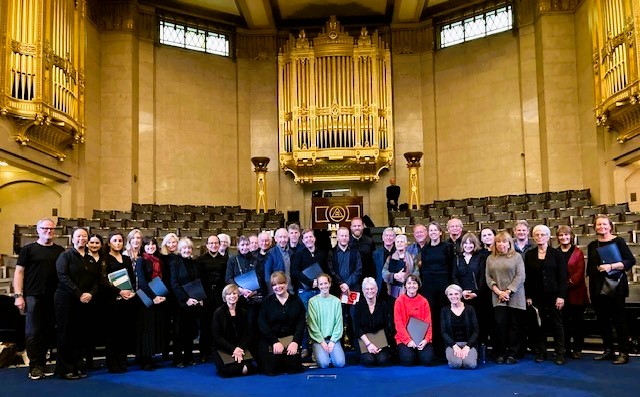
[{"x1": 0, "y1": 181, "x2": 62, "y2": 254}]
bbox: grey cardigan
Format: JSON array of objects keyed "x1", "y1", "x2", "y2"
[{"x1": 485, "y1": 254, "x2": 526, "y2": 310}]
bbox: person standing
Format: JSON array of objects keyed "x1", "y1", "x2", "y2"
[
  {"x1": 350, "y1": 217, "x2": 376, "y2": 280},
  {"x1": 197, "y1": 234, "x2": 227, "y2": 362},
  {"x1": 54, "y1": 228, "x2": 100, "y2": 379},
  {"x1": 13, "y1": 218, "x2": 65, "y2": 380},
  {"x1": 587, "y1": 215, "x2": 635, "y2": 365},
  {"x1": 386, "y1": 177, "x2": 400, "y2": 213}
]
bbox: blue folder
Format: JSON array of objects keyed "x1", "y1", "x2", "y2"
[{"x1": 234, "y1": 270, "x2": 260, "y2": 291}]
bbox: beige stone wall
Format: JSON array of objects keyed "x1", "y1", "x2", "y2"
[{"x1": 154, "y1": 45, "x2": 239, "y2": 205}]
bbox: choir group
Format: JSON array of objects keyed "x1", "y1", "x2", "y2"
[{"x1": 12, "y1": 214, "x2": 634, "y2": 380}]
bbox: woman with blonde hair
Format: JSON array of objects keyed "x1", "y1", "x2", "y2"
[
  {"x1": 587, "y1": 215, "x2": 635, "y2": 365},
  {"x1": 124, "y1": 229, "x2": 143, "y2": 263},
  {"x1": 485, "y1": 231, "x2": 525, "y2": 365},
  {"x1": 212, "y1": 284, "x2": 254, "y2": 377},
  {"x1": 441, "y1": 284, "x2": 479, "y2": 369}
]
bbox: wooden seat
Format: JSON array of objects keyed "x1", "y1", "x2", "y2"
[
  {"x1": 93, "y1": 209, "x2": 114, "y2": 219},
  {"x1": 471, "y1": 213, "x2": 492, "y2": 223},
  {"x1": 508, "y1": 195, "x2": 528, "y2": 204},
  {"x1": 506, "y1": 203, "x2": 524, "y2": 212},
  {"x1": 465, "y1": 205, "x2": 485, "y2": 215},
  {"x1": 525, "y1": 202, "x2": 545, "y2": 211},
  {"x1": 175, "y1": 212, "x2": 193, "y2": 221},
  {"x1": 491, "y1": 212, "x2": 511, "y2": 221},
  {"x1": 486, "y1": 204, "x2": 505, "y2": 213},
  {"x1": 535, "y1": 209, "x2": 556, "y2": 219},
  {"x1": 605, "y1": 203, "x2": 628, "y2": 215},
  {"x1": 549, "y1": 191, "x2": 568, "y2": 201},
  {"x1": 135, "y1": 212, "x2": 154, "y2": 221},
  {"x1": 528, "y1": 192, "x2": 547, "y2": 202},
  {"x1": 488, "y1": 196, "x2": 506, "y2": 206},
  {"x1": 513, "y1": 210, "x2": 533, "y2": 220},
  {"x1": 546, "y1": 200, "x2": 567, "y2": 209}
]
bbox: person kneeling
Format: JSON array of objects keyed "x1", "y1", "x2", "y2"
[
  {"x1": 442, "y1": 284, "x2": 479, "y2": 369},
  {"x1": 394, "y1": 275, "x2": 434, "y2": 366},
  {"x1": 307, "y1": 274, "x2": 345, "y2": 368},
  {"x1": 212, "y1": 284, "x2": 255, "y2": 377}
]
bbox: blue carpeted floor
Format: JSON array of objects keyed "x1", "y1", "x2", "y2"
[{"x1": 2, "y1": 353, "x2": 638, "y2": 397}]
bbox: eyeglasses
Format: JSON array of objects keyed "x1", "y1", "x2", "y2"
[
  {"x1": 38, "y1": 227, "x2": 55, "y2": 231},
  {"x1": 207, "y1": 242, "x2": 220, "y2": 245}
]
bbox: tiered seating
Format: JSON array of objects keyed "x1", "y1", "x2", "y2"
[
  {"x1": 385, "y1": 190, "x2": 640, "y2": 268},
  {"x1": 12, "y1": 204, "x2": 286, "y2": 255}
]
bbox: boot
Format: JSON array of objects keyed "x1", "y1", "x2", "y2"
[
  {"x1": 613, "y1": 353, "x2": 629, "y2": 365},
  {"x1": 593, "y1": 349, "x2": 616, "y2": 361}
]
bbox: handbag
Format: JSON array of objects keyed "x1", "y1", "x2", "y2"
[{"x1": 600, "y1": 273, "x2": 623, "y2": 296}]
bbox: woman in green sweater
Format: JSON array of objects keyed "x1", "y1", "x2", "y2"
[{"x1": 307, "y1": 273, "x2": 345, "y2": 368}]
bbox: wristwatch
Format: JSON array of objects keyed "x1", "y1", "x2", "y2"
[{"x1": 13, "y1": 293, "x2": 23, "y2": 299}]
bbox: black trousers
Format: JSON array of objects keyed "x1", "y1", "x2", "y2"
[
  {"x1": 24, "y1": 295, "x2": 55, "y2": 369},
  {"x1": 593, "y1": 295, "x2": 630, "y2": 353},
  {"x1": 397, "y1": 343, "x2": 434, "y2": 366},
  {"x1": 533, "y1": 300, "x2": 565, "y2": 356},
  {"x1": 563, "y1": 303, "x2": 586, "y2": 353},
  {"x1": 174, "y1": 305, "x2": 200, "y2": 363},
  {"x1": 494, "y1": 306, "x2": 521, "y2": 358},
  {"x1": 258, "y1": 340, "x2": 302, "y2": 375},
  {"x1": 55, "y1": 291, "x2": 92, "y2": 374}
]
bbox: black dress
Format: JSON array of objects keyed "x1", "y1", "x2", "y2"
[
  {"x1": 135, "y1": 255, "x2": 166, "y2": 368},
  {"x1": 104, "y1": 254, "x2": 137, "y2": 372},
  {"x1": 212, "y1": 305, "x2": 253, "y2": 377}
]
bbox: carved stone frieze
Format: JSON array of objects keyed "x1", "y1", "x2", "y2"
[
  {"x1": 595, "y1": 83, "x2": 640, "y2": 143},
  {"x1": 5, "y1": 115, "x2": 82, "y2": 160},
  {"x1": 390, "y1": 24, "x2": 434, "y2": 54},
  {"x1": 236, "y1": 30, "x2": 278, "y2": 60}
]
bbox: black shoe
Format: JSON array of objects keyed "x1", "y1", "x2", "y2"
[
  {"x1": 535, "y1": 355, "x2": 545, "y2": 363},
  {"x1": 495, "y1": 356, "x2": 505, "y2": 364},
  {"x1": 28, "y1": 367, "x2": 45, "y2": 380},
  {"x1": 594, "y1": 350, "x2": 616, "y2": 361},
  {"x1": 506, "y1": 356, "x2": 518, "y2": 365},
  {"x1": 554, "y1": 356, "x2": 566, "y2": 365},
  {"x1": 76, "y1": 371, "x2": 88, "y2": 379},
  {"x1": 61, "y1": 372, "x2": 81, "y2": 380},
  {"x1": 570, "y1": 351, "x2": 582, "y2": 359},
  {"x1": 613, "y1": 353, "x2": 629, "y2": 365}
]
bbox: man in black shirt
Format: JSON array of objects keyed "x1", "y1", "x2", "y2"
[
  {"x1": 386, "y1": 177, "x2": 400, "y2": 212},
  {"x1": 13, "y1": 218, "x2": 65, "y2": 380},
  {"x1": 197, "y1": 234, "x2": 228, "y2": 361}
]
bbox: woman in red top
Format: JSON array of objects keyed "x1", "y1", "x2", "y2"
[
  {"x1": 556, "y1": 225, "x2": 589, "y2": 359},
  {"x1": 394, "y1": 274, "x2": 433, "y2": 366}
]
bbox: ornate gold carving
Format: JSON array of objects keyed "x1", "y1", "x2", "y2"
[
  {"x1": 7, "y1": 116, "x2": 82, "y2": 160},
  {"x1": 537, "y1": 0, "x2": 580, "y2": 13},
  {"x1": 278, "y1": 17, "x2": 394, "y2": 183},
  {"x1": 1, "y1": 0, "x2": 85, "y2": 160},
  {"x1": 404, "y1": 152, "x2": 423, "y2": 209}
]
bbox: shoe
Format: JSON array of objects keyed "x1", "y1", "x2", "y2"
[
  {"x1": 495, "y1": 356, "x2": 505, "y2": 364},
  {"x1": 76, "y1": 371, "x2": 88, "y2": 379},
  {"x1": 535, "y1": 355, "x2": 545, "y2": 363},
  {"x1": 505, "y1": 356, "x2": 518, "y2": 365},
  {"x1": 554, "y1": 356, "x2": 566, "y2": 365},
  {"x1": 613, "y1": 353, "x2": 629, "y2": 365},
  {"x1": 141, "y1": 363, "x2": 155, "y2": 371},
  {"x1": 175, "y1": 362, "x2": 185, "y2": 369},
  {"x1": 61, "y1": 372, "x2": 81, "y2": 380},
  {"x1": 593, "y1": 349, "x2": 616, "y2": 361},
  {"x1": 301, "y1": 349, "x2": 309, "y2": 359},
  {"x1": 42, "y1": 365, "x2": 55, "y2": 377},
  {"x1": 570, "y1": 351, "x2": 582, "y2": 359},
  {"x1": 28, "y1": 367, "x2": 45, "y2": 380}
]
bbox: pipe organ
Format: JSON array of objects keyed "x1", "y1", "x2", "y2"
[
  {"x1": 0, "y1": 0, "x2": 85, "y2": 160},
  {"x1": 591, "y1": 0, "x2": 640, "y2": 142},
  {"x1": 278, "y1": 16, "x2": 394, "y2": 183}
]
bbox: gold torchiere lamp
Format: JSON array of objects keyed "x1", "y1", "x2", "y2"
[
  {"x1": 251, "y1": 157, "x2": 270, "y2": 214},
  {"x1": 404, "y1": 152, "x2": 423, "y2": 210}
]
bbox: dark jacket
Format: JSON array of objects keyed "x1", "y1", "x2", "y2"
[
  {"x1": 212, "y1": 305, "x2": 251, "y2": 353},
  {"x1": 170, "y1": 255, "x2": 201, "y2": 307},
  {"x1": 452, "y1": 252, "x2": 486, "y2": 294},
  {"x1": 524, "y1": 246, "x2": 567, "y2": 303},
  {"x1": 327, "y1": 245, "x2": 362, "y2": 292},
  {"x1": 440, "y1": 305, "x2": 479, "y2": 348},
  {"x1": 56, "y1": 248, "x2": 100, "y2": 298},
  {"x1": 587, "y1": 237, "x2": 636, "y2": 298},
  {"x1": 290, "y1": 247, "x2": 328, "y2": 291}
]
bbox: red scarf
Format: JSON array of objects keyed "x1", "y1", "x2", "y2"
[{"x1": 143, "y1": 253, "x2": 162, "y2": 280}]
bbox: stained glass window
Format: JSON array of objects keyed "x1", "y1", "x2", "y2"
[{"x1": 440, "y1": 5, "x2": 512, "y2": 49}]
